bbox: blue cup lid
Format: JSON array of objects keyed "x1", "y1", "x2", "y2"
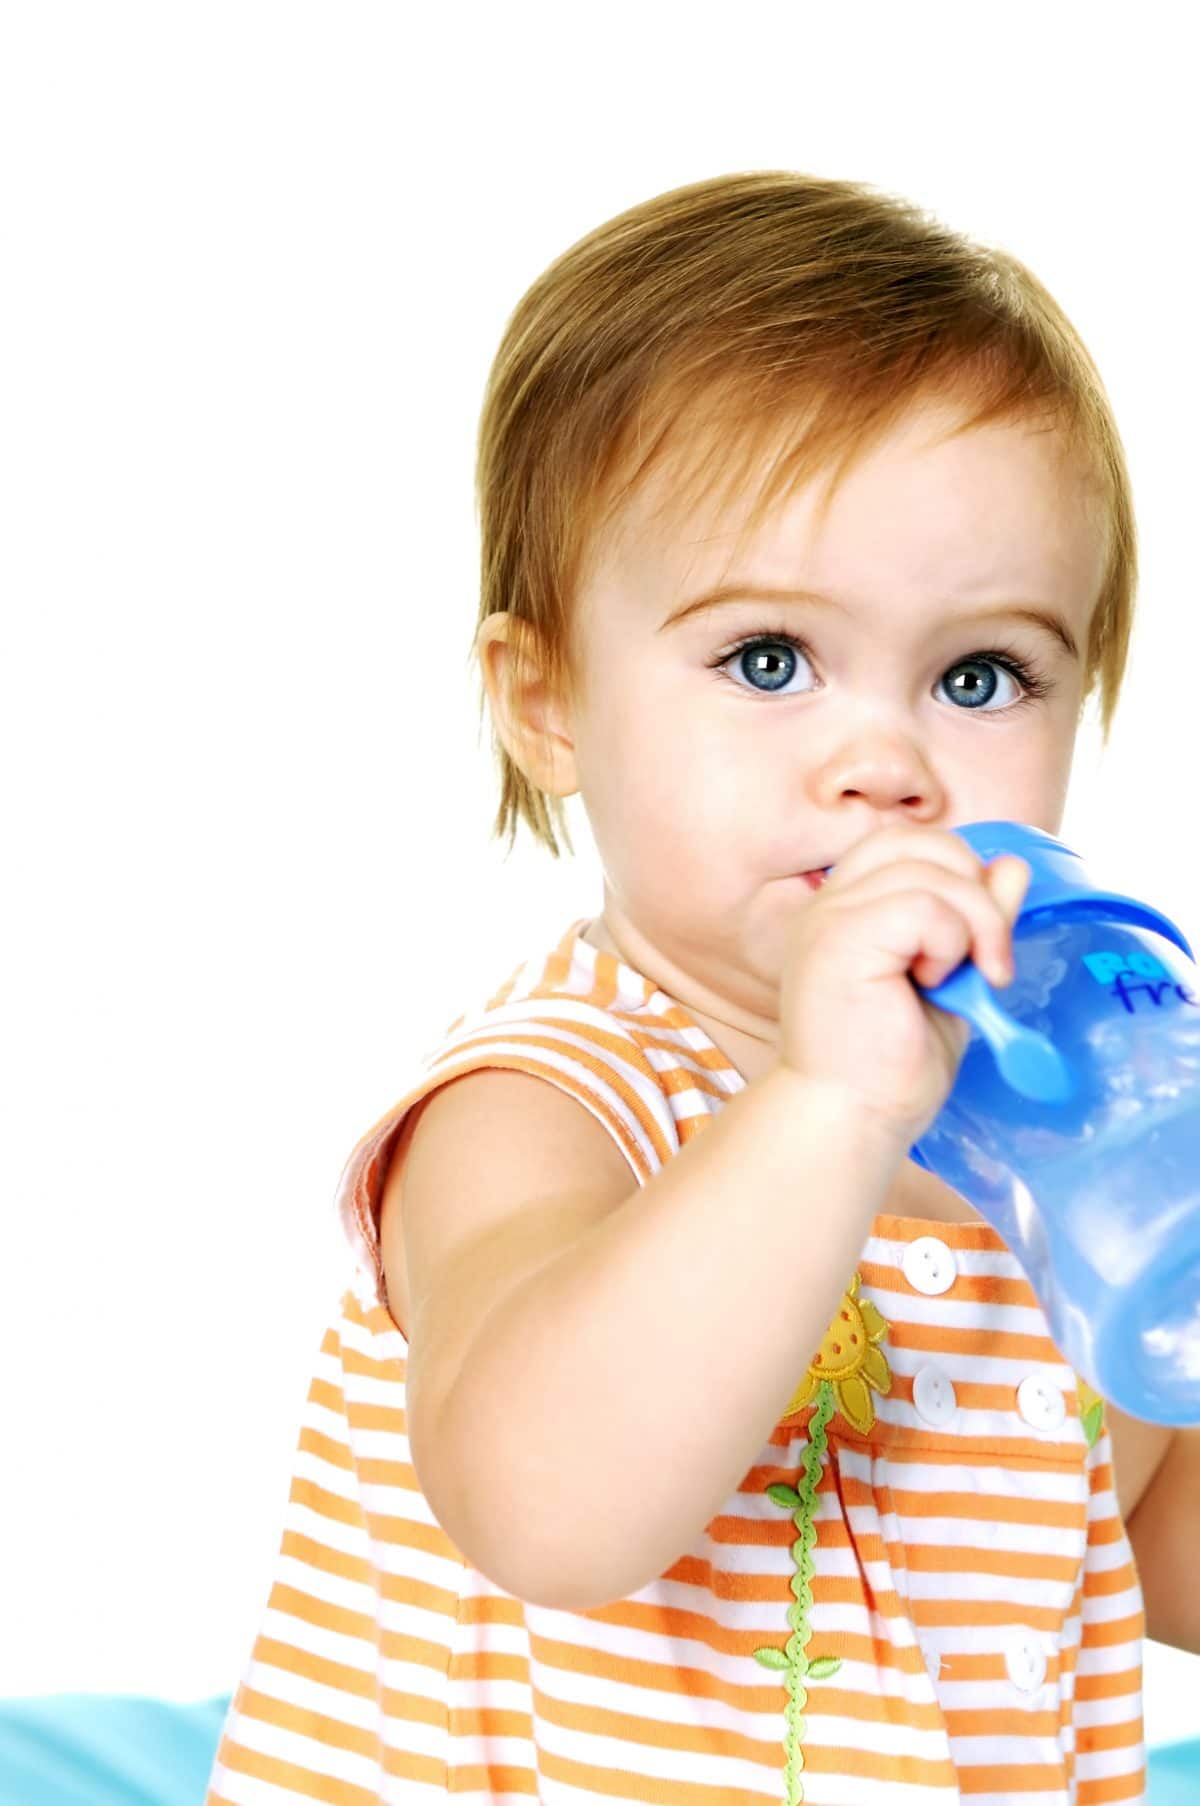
[{"x1": 950, "y1": 820, "x2": 1194, "y2": 960}]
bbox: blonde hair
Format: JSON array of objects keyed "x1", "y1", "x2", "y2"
[{"x1": 472, "y1": 170, "x2": 1137, "y2": 859}]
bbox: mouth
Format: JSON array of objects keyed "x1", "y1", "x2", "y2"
[{"x1": 798, "y1": 867, "x2": 832, "y2": 890}]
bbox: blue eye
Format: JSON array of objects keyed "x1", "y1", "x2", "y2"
[
  {"x1": 710, "y1": 629, "x2": 1052, "y2": 713},
  {"x1": 726, "y1": 634, "x2": 813, "y2": 695},
  {"x1": 938, "y1": 659, "x2": 1021, "y2": 710}
]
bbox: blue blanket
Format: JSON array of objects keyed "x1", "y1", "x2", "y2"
[
  {"x1": 0, "y1": 1693, "x2": 230, "y2": 1804},
  {"x1": 0, "y1": 1692, "x2": 1196, "y2": 1803}
]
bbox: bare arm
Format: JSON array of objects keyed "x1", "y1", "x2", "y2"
[{"x1": 396, "y1": 1062, "x2": 907, "y2": 1613}]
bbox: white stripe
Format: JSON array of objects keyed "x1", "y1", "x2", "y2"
[
  {"x1": 331, "y1": 1366, "x2": 413, "y2": 1412},
  {"x1": 208, "y1": 1756, "x2": 397, "y2": 1806},
  {"x1": 865, "y1": 1235, "x2": 1042, "y2": 1283},
  {"x1": 944, "y1": 1793, "x2": 1072, "y2": 1806},
  {"x1": 950, "y1": 1731, "x2": 1074, "y2": 1766},
  {"x1": 256, "y1": 1602, "x2": 384, "y2": 1672},
  {"x1": 289, "y1": 1444, "x2": 361, "y2": 1508},
  {"x1": 302, "y1": 1393, "x2": 370, "y2": 1448},
  {"x1": 330, "y1": 1422, "x2": 415, "y2": 1465},
  {"x1": 529, "y1": 1709, "x2": 795, "y2": 1792},
  {"x1": 271, "y1": 1549, "x2": 381, "y2": 1620},
  {"x1": 1081, "y1": 1535, "x2": 1139, "y2": 1574},
  {"x1": 884, "y1": 1344, "x2": 1081, "y2": 1389},
  {"x1": 1071, "y1": 1636, "x2": 1144, "y2": 1673},
  {"x1": 431, "y1": 1018, "x2": 675, "y2": 1155},
  {"x1": 1073, "y1": 1742, "x2": 1146, "y2": 1781},
  {"x1": 355, "y1": 1475, "x2": 450, "y2": 1531},
  {"x1": 839, "y1": 1450, "x2": 1091, "y2": 1500},
  {"x1": 334, "y1": 1307, "x2": 407, "y2": 1365},
  {"x1": 215, "y1": 1706, "x2": 381, "y2": 1792},
  {"x1": 1078, "y1": 1582, "x2": 1145, "y2": 1623},
  {"x1": 279, "y1": 1494, "x2": 375, "y2": 1561},
  {"x1": 792, "y1": 1777, "x2": 958, "y2": 1806},
  {"x1": 308, "y1": 1343, "x2": 351, "y2": 1389},
  {"x1": 241, "y1": 1653, "x2": 381, "y2": 1732},
  {"x1": 863, "y1": 1564, "x2": 1082, "y2": 1610},
  {"x1": 856, "y1": 1511, "x2": 1090, "y2": 1557},
  {"x1": 861, "y1": 1285, "x2": 1054, "y2": 1337}
]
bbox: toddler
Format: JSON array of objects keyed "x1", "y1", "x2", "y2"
[{"x1": 207, "y1": 170, "x2": 1183, "y2": 1804}]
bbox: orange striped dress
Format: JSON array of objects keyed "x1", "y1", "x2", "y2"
[{"x1": 206, "y1": 917, "x2": 1146, "y2": 1805}]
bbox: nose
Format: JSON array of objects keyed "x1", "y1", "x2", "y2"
[{"x1": 812, "y1": 734, "x2": 945, "y2": 822}]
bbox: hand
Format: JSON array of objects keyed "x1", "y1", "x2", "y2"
[{"x1": 777, "y1": 824, "x2": 1032, "y2": 1146}]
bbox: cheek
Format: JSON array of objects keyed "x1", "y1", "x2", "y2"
[{"x1": 963, "y1": 724, "x2": 1075, "y2": 820}]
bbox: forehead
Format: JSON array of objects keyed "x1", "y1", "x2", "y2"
[{"x1": 581, "y1": 397, "x2": 1107, "y2": 617}]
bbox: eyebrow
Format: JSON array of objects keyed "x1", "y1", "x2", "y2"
[{"x1": 660, "y1": 583, "x2": 1081, "y2": 662}]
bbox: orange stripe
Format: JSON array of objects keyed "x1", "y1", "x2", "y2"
[
  {"x1": 859, "y1": 1257, "x2": 1042, "y2": 1311},
  {"x1": 389, "y1": 1754, "x2": 541, "y2": 1796},
  {"x1": 1077, "y1": 1609, "x2": 1145, "y2": 1646},
  {"x1": 626, "y1": 1022, "x2": 739, "y2": 1076},
  {"x1": 278, "y1": 1529, "x2": 372, "y2": 1589},
  {"x1": 1073, "y1": 1667, "x2": 1142, "y2": 1701},
  {"x1": 248, "y1": 1633, "x2": 377, "y2": 1702},
  {"x1": 215, "y1": 1734, "x2": 382, "y2": 1805},
  {"x1": 779, "y1": 1422, "x2": 1092, "y2": 1461},
  {"x1": 750, "y1": 1466, "x2": 1091, "y2": 1527},
  {"x1": 371, "y1": 1044, "x2": 659, "y2": 1184},
  {"x1": 333, "y1": 1338, "x2": 410, "y2": 1384},
  {"x1": 535, "y1": 1676, "x2": 946, "y2": 1745},
  {"x1": 545, "y1": 1734, "x2": 960, "y2": 1797},
  {"x1": 429, "y1": 1032, "x2": 670, "y2": 1166},
  {"x1": 260, "y1": 1592, "x2": 469, "y2": 1684},
  {"x1": 666, "y1": 1539, "x2": 1087, "y2": 1604},
  {"x1": 287, "y1": 1474, "x2": 367, "y2": 1536},
  {"x1": 232, "y1": 1684, "x2": 377, "y2": 1760},
  {"x1": 1075, "y1": 1717, "x2": 1147, "y2": 1754},
  {"x1": 266, "y1": 1580, "x2": 379, "y2": 1648},
  {"x1": 861, "y1": 1309, "x2": 1066, "y2": 1366},
  {"x1": 535, "y1": 1743, "x2": 788, "y2": 1805},
  {"x1": 307, "y1": 1375, "x2": 348, "y2": 1416},
  {"x1": 956, "y1": 1758, "x2": 1109, "y2": 1794},
  {"x1": 1084, "y1": 1562, "x2": 1141, "y2": 1599},
  {"x1": 297, "y1": 1426, "x2": 354, "y2": 1474},
  {"x1": 1074, "y1": 1776, "x2": 1147, "y2": 1804}
]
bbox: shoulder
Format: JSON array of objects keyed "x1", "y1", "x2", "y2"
[
  {"x1": 340, "y1": 989, "x2": 680, "y2": 1329},
  {"x1": 380, "y1": 1062, "x2": 640, "y2": 1340}
]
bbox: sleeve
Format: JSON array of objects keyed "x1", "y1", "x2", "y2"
[
  {"x1": 333, "y1": 996, "x2": 682, "y2": 1324},
  {"x1": 1070, "y1": 1415, "x2": 1148, "y2": 1802}
]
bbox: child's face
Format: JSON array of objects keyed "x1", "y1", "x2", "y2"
[{"x1": 564, "y1": 394, "x2": 1107, "y2": 1021}]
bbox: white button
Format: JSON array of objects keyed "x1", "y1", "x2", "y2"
[
  {"x1": 924, "y1": 1644, "x2": 942, "y2": 1681},
  {"x1": 913, "y1": 1364, "x2": 958, "y2": 1426},
  {"x1": 1005, "y1": 1633, "x2": 1047, "y2": 1692},
  {"x1": 1017, "y1": 1374, "x2": 1067, "y2": 1431},
  {"x1": 903, "y1": 1236, "x2": 958, "y2": 1295}
]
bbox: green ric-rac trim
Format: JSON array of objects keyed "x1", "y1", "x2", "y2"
[
  {"x1": 753, "y1": 1378, "x2": 843, "y2": 1806},
  {"x1": 1081, "y1": 1400, "x2": 1104, "y2": 1448}
]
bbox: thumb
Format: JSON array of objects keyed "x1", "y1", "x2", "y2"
[{"x1": 987, "y1": 854, "x2": 1032, "y2": 921}]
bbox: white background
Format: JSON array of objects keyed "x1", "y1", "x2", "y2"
[{"x1": 3, "y1": 0, "x2": 1198, "y2": 1752}]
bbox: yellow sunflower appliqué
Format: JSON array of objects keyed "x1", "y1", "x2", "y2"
[
  {"x1": 1077, "y1": 1376, "x2": 1106, "y2": 1449},
  {"x1": 753, "y1": 1274, "x2": 894, "y2": 1804},
  {"x1": 781, "y1": 1271, "x2": 893, "y2": 1433}
]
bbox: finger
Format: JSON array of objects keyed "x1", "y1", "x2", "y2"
[
  {"x1": 826, "y1": 824, "x2": 984, "y2": 889},
  {"x1": 830, "y1": 864, "x2": 1019, "y2": 989},
  {"x1": 986, "y1": 855, "x2": 1032, "y2": 922}
]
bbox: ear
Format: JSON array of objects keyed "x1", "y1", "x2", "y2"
[{"x1": 475, "y1": 612, "x2": 581, "y2": 797}]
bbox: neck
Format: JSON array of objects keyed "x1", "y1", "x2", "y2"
[{"x1": 581, "y1": 901, "x2": 781, "y2": 1083}]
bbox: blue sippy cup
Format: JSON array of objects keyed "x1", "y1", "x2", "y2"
[{"x1": 899, "y1": 820, "x2": 1200, "y2": 1427}]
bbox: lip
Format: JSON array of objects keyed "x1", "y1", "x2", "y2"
[{"x1": 797, "y1": 868, "x2": 831, "y2": 890}]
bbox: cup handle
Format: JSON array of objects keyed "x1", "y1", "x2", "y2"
[{"x1": 918, "y1": 959, "x2": 1076, "y2": 1104}]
